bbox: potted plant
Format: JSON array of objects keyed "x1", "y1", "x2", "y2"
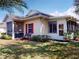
[
  {"x1": 64, "y1": 32, "x2": 72, "y2": 41},
  {"x1": 74, "y1": 31, "x2": 79, "y2": 41},
  {"x1": 64, "y1": 33, "x2": 69, "y2": 41},
  {"x1": 64, "y1": 33, "x2": 68, "y2": 41}
]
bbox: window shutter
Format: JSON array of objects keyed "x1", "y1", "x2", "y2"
[
  {"x1": 32, "y1": 23, "x2": 34, "y2": 33},
  {"x1": 26, "y1": 24, "x2": 27, "y2": 33}
]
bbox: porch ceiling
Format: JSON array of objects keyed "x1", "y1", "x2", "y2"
[
  {"x1": 76, "y1": 20, "x2": 79, "y2": 24},
  {"x1": 65, "y1": 16, "x2": 76, "y2": 21},
  {"x1": 14, "y1": 20, "x2": 25, "y2": 22}
]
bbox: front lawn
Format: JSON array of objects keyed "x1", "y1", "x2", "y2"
[{"x1": 0, "y1": 40, "x2": 79, "y2": 59}]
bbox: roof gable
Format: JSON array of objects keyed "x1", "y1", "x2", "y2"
[
  {"x1": 3, "y1": 10, "x2": 53, "y2": 22},
  {"x1": 26, "y1": 10, "x2": 52, "y2": 17}
]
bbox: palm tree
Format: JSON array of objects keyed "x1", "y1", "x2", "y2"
[
  {"x1": 0, "y1": 0, "x2": 27, "y2": 13},
  {"x1": 74, "y1": 0, "x2": 79, "y2": 14}
]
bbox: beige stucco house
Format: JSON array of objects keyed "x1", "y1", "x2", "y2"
[{"x1": 3, "y1": 10, "x2": 78, "y2": 40}]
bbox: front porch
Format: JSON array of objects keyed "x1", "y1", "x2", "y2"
[
  {"x1": 14, "y1": 21, "x2": 24, "y2": 38},
  {"x1": 67, "y1": 20, "x2": 77, "y2": 33},
  {"x1": 64, "y1": 18, "x2": 79, "y2": 41},
  {"x1": 13, "y1": 20, "x2": 34, "y2": 39},
  {"x1": 66, "y1": 16, "x2": 78, "y2": 33}
]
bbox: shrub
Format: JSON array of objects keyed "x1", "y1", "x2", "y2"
[
  {"x1": 64, "y1": 32, "x2": 74, "y2": 41},
  {"x1": 0, "y1": 33, "x2": 6, "y2": 38},
  {"x1": 67, "y1": 42, "x2": 79, "y2": 47},
  {"x1": 31, "y1": 35, "x2": 51, "y2": 42},
  {"x1": 1, "y1": 34, "x2": 12, "y2": 40},
  {"x1": 1, "y1": 33, "x2": 6, "y2": 35},
  {"x1": 74, "y1": 31, "x2": 79, "y2": 38}
]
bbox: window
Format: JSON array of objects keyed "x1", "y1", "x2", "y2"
[
  {"x1": 48, "y1": 21, "x2": 57, "y2": 33},
  {"x1": 67, "y1": 21, "x2": 76, "y2": 32},
  {"x1": 59, "y1": 24, "x2": 64, "y2": 36},
  {"x1": 28, "y1": 24, "x2": 33, "y2": 33},
  {"x1": 26, "y1": 23, "x2": 34, "y2": 34},
  {"x1": 7, "y1": 22, "x2": 12, "y2": 36}
]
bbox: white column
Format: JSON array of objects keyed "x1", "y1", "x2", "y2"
[
  {"x1": 64, "y1": 21, "x2": 67, "y2": 33},
  {"x1": 24, "y1": 23, "x2": 25, "y2": 36},
  {"x1": 12, "y1": 21, "x2": 15, "y2": 39},
  {"x1": 40, "y1": 24, "x2": 44, "y2": 35}
]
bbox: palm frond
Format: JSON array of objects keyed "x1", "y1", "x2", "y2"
[
  {"x1": 75, "y1": 5, "x2": 79, "y2": 14},
  {"x1": 0, "y1": 0, "x2": 28, "y2": 13}
]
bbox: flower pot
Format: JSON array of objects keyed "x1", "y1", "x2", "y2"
[
  {"x1": 64, "y1": 38, "x2": 69, "y2": 41},
  {"x1": 75, "y1": 37, "x2": 79, "y2": 41}
]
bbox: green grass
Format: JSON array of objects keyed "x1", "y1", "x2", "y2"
[{"x1": 0, "y1": 41, "x2": 79, "y2": 59}]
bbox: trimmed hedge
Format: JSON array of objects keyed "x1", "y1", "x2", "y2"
[
  {"x1": 31, "y1": 35, "x2": 52, "y2": 42},
  {"x1": 1, "y1": 33, "x2": 12, "y2": 40}
]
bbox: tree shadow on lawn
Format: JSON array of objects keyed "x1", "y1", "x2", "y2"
[{"x1": 0, "y1": 42, "x2": 79, "y2": 59}]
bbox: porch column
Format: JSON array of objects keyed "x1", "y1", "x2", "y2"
[
  {"x1": 12, "y1": 21, "x2": 15, "y2": 39},
  {"x1": 40, "y1": 24, "x2": 44, "y2": 35}
]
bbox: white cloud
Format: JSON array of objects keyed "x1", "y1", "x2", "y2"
[
  {"x1": 50, "y1": 11, "x2": 64, "y2": 16},
  {"x1": 50, "y1": 6, "x2": 79, "y2": 19}
]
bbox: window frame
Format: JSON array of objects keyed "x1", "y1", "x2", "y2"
[
  {"x1": 7, "y1": 21, "x2": 12, "y2": 36},
  {"x1": 48, "y1": 21, "x2": 57, "y2": 33},
  {"x1": 26, "y1": 23, "x2": 34, "y2": 34},
  {"x1": 59, "y1": 24, "x2": 64, "y2": 36}
]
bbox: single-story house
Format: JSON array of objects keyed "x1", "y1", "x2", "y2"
[{"x1": 3, "y1": 10, "x2": 78, "y2": 40}]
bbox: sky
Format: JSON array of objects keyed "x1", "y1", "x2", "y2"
[{"x1": 0, "y1": 0, "x2": 74, "y2": 22}]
